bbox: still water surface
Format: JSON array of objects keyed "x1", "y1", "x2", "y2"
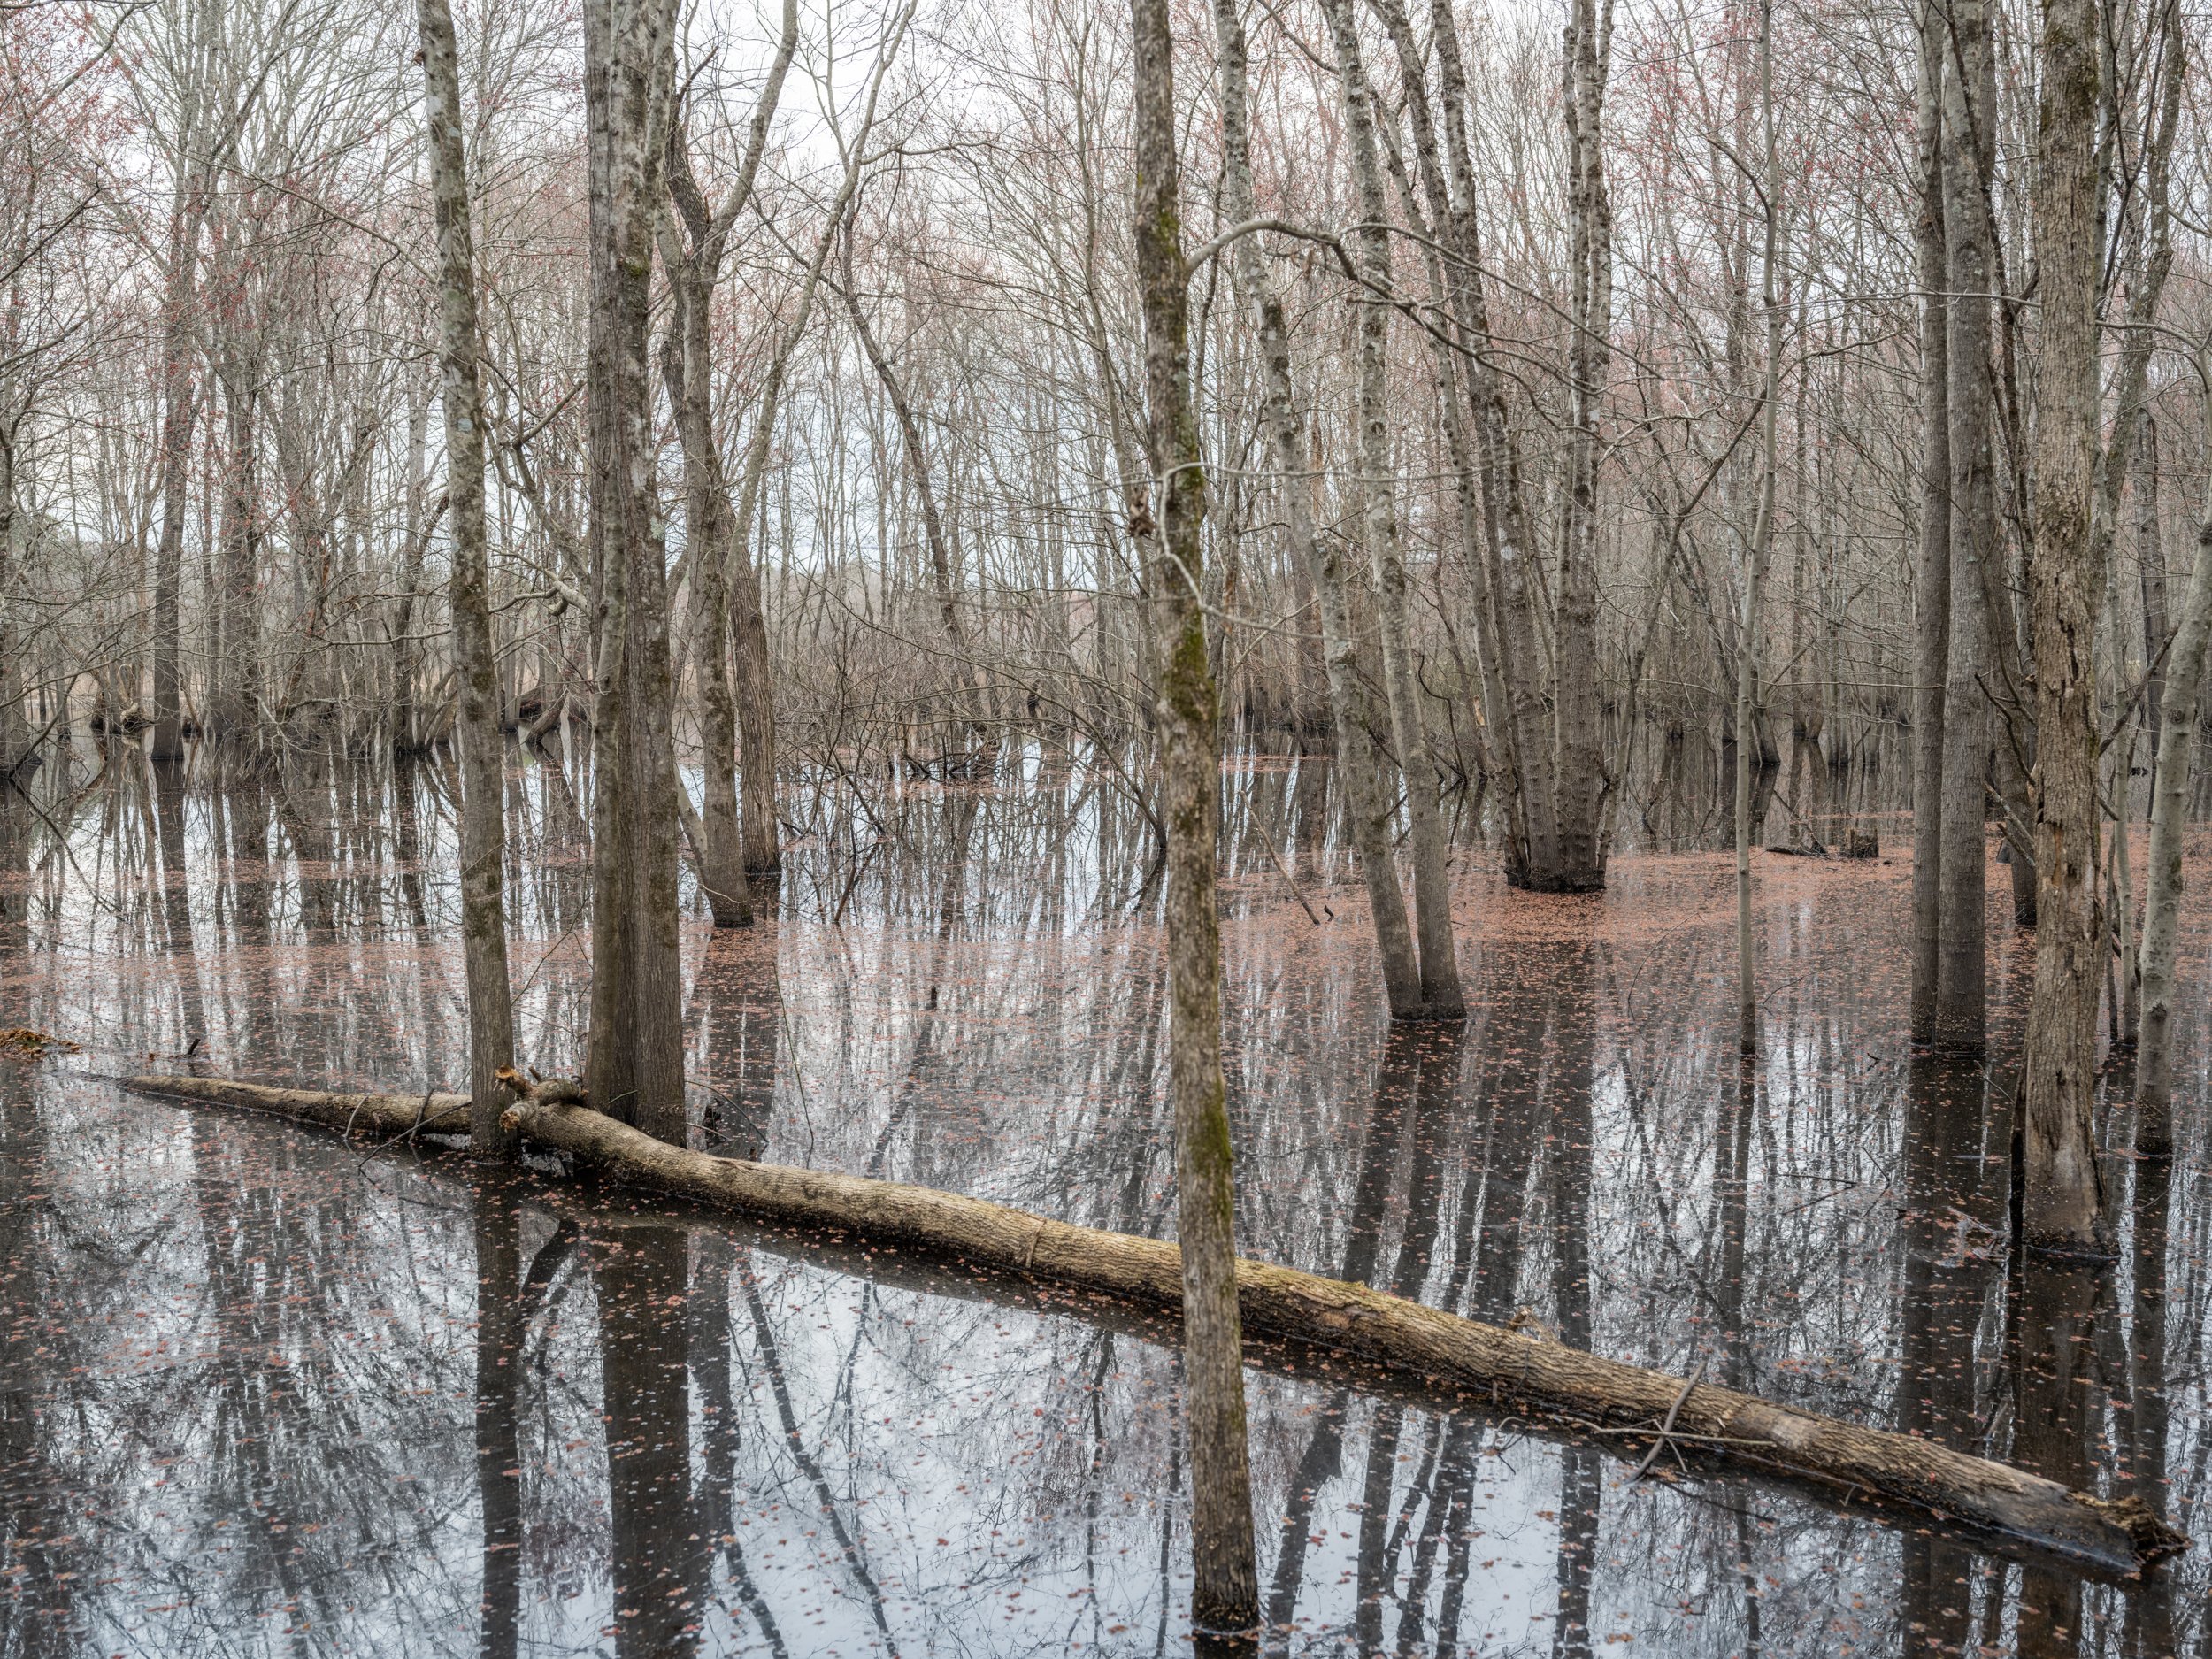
[{"x1": 0, "y1": 743, "x2": 2205, "y2": 1655}]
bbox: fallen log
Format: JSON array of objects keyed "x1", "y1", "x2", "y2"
[{"x1": 126, "y1": 1072, "x2": 2188, "y2": 1577}]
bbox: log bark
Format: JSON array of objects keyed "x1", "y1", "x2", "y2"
[{"x1": 123, "y1": 1071, "x2": 2190, "y2": 1578}]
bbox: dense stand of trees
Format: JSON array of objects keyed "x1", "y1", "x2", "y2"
[
  {"x1": 0, "y1": 0, "x2": 2198, "y2": 843},
  {"x1": 4, "y1": 0, "x2": 2212, "y2": 1636}
]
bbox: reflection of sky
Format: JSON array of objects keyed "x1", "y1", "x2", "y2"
[
  {"x1": 12, "y1": 1075, "x2": 1900, "y2": 1658},
  {"x1": 0, "y1": 750, "x2": 2207, "y2": 1654}
]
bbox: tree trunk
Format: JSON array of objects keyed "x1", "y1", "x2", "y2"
[
  {"x1": 419, "y1": 0, "x2": 518, "y2": 1158},
  {"x1": 659, "y1": 12, "x2": 794, "y2": 905},
  {"x1": 1317, "y1": 0, "x2": 1463, "y2": 1018},
  {"x1": 2018, "y1": 0, "x2": 2106, "y2": 1255},
  {"x1": 582, "y1": 0, "x2": 687, "y2": 1145},
  {"x1": 1932, "y1": 0, "x2": 2001, "y2": 1055},
  {"x1": 1207, "y1": 0, "x2": 1421, "y2": 1018},
  {"x1": 1128, "y1": 0, "x2": 1258, "y2": 1625},
  {"x1": 717, "y1": 28, "x2": 894, "y2": 869},
  {"x1": 660, "y1": 257, "x2": 753, "y2": 928},
  {"x1": 0, "y1": 431, "x2": 28, "y2": 772},
  {"x1": 1909, "y1": 0, "x2": 1951, "y2": 1046},
  {"x1": 1417, "y1": 0, "x2": 1566, "y2": 889},
  {"x1": 2138, "y1": 422, "x2": 2169, "y2": 761},
  {"x1": 211, "y1": 365, "x2": 263, "y2": 737},
  {"x1": 2136, "y1": 488, "x2": 2212, "y2": 1156},
  {"x1": 1555, "y1": 0, "x2": 1614, "y2": 889},
  {"x1": 1370, "y1": 0, "x2": 1525, "y2": 879},
  {"x1": 1735, "y1": 0, "x2": 1781, "y2": 1058},
  {"x1": 150, "y1": 176, "x2": 205, "y2": 763}
]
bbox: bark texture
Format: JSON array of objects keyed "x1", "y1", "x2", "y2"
[
  {"x1": 1555, "y1": 0, "x2": 1614, "y2": 887},
  {"x1": 2019, "y1": 0, "x2": 2106, "y2": 1253},
  {"x1": 1127, "y1": 0, "x2": 1259, "y2": 1624},
  {"x1": 418, "y1": 0, "x2": 518, "y2": 1156},
  {"x1": 1932, "y1": 0, "x2": 2001, "y2": 1054},
  {"x1": 1908, "y1": 0, "x2": 1950, "y2": 1045},
  {"x1": 582, "y1": 0, "x2": 687, "y2": 1143},
  {"x1": 1316, "y1": 0, "x2": 1463, "y2": 1018},
  {"x1": 2136, "y1": 501, "x2": 2212, "y2": 1153},
  {"x1": 1210, "y1": 0, "x2": 1422, "y2": 1018},
  {"x1": 661, "y1": 2, "x2": 795, "y2": 909}
]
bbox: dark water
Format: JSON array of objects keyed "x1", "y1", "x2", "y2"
[{"x1": 0, "y1": 741, "x2": 2206, "y2": 1655}]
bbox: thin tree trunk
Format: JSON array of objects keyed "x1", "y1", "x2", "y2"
[
  {"x1": 1128, "y1": 0, "x2": 1257, "y2": 1624},
  {"x1": 843, "y1": 273, "x2": 996, "y2": 768},
  {"x1": 1424, "y1": 0, "x2": 1564, "y2": 887},
  {"x1": 660, "y1": 256, "x2": 753, "y2": 927},
  {"x1": 150, "y1": 173, "x2": 206, "y2": 763},
  {"x1": 0, "y1": 432, "x2": 27, "y2": 772},
  {"x1": 419, "y1": 0, "x2": 517, "y2": 1156},
  {"x1": 1205, "y1": 0, "x2": 1421, "y2": 1018},
  {"x1": 1736, "y1": 0, "x2": 1781, "y2": 1058},
  {"x1": 2136, "y1": 471, "x2": 2212, "y2": 1157},
  {"x1": 1909, "y1": 0, "x2": 1951, "y2": 1045},
  {"x1": 2137, "y1": 421, "x2": 2169, "y2": 761},
  {"x1": 213, "y1": 366, "x2": 262, "y2": 736},
  {"x1": 2018, "y1": 0, "x2": 2106, "y2": 1255},
  {"x1": 1317, "y1": 0, "x2": 1463, "y2": 1018},
  {"x1": 1932, "y1": 0, "x2": 2001, "y2": 1054},
  {"x1": 719, "y1": 27, "x2": 898, "y2": 868},
  {"x1": 1555, "y1": 0, "x2": 1614, "y2": 889},
  {"x1": 661, "y1": 6, "x2": 795, "y2": 901}
]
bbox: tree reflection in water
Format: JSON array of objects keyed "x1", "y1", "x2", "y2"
[{"x1": 0, "y1": 746, "x2": 2202, "y2": 1655}]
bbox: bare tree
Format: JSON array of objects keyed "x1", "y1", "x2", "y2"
[
  {"x1": 1316, "y1": 0, "x2": 1463, "y2": 1018},
  {"x1": 659, "y1": 0, "x2": 799, "y2": 926},
  {"x1": 2137, "y1": 349, "x2": 2212, "y2": 1156},
  {"x1": 2017, "y1": 0, "x2": 2108, "y2": 1254},
  {"x1": 1128, "y1": 0, "x2": 1256, "y2": 1627},
  {"x1": 1932, "y1": 0, "x2": 2001, "y2": 1055},
  {"x1": 581, "y1": 0, "x2": 685, "y2": 1141},
  {"x1": 1734, "y1": 0, "x2": 1782, "y2": 1056},
  {"x1": 418, "y1": 0, "x2": 516, "y2": 1155},
  {"x1": 1907, "y1": 0, "x2": 1950, "y2": 1046}
]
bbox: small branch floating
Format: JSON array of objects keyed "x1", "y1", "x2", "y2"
[{"x1": 126, "y1": 1071, "x2": 2188, "y2": 1578}]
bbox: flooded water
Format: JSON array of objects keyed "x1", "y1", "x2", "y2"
[{"x1": 1, "y1": 741, "x2": 2206, "y2": 1655}]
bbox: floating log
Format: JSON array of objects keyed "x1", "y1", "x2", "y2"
[{"x1": 127, "y1": 1072, "x2": 2188, "y2": 1578}]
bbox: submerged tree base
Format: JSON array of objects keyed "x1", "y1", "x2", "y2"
[{"x1": 127, "y1": 1070, "x2": 2189, "y2": 1578}]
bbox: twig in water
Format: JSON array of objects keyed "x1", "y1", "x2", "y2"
[{"x1": 1632, "y1": 1357, "x2": 1707, "y2": 1483}]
